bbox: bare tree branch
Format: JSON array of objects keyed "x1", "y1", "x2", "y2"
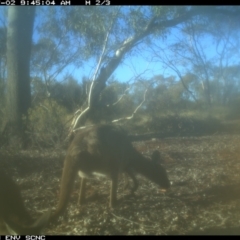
[
  {"x1": 71, "y1": 6, "x2": 240, "y2": 131},
  {"x1": 112, "y1": 87, "x2": 148, "y2": 123}
]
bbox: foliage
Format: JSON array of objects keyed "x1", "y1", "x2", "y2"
[
  {"x1": 82, "y1": 81, "x2": 135, "y2": 124},
  {"x1": 25, "y1": 99, "x2": 70, "y2": 148},
  {"x1": 31, "y1": 76, "x2": 86, "y2": 112},
  {"x1": 150, "y1": 114, "x2": 222, "y2": 136},
  {"x1": 2, "y1": 6, "x2": 240, "y2": 146}
]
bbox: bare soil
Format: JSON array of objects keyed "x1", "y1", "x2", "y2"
[{"x1": 1, "y1": 133, "x2": 240, "y2": 235}]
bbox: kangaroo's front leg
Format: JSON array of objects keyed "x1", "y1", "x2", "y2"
[
  {"x1": 110, "y1": 171, "x2": 118, "y2": 208},
  {"x1": 125, "y1": 168, "x2": 138, "y2": 194},
  {"x1": 78, "y1": 177, "x2": 86, "y2": 205}
]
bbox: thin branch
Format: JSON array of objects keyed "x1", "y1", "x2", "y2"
[
  {"x1": 71, "y1": 8, "x2": 121, "y2": 131},
  {"x1": 112, "y1": 87, "x2": 148, "y2": 123},
  {"x1": 110, "y1": 86, "x2": 130, "y2": 107}
]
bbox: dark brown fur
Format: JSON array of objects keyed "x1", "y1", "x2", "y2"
[
  {"x1": 151, "y1": 150, "x2": 164, "y2": 164},
  {"x1": 51, "y1": 125, "x2": 170, "y2": 221},
  {"x1": 0, "y1": 169, "x2": 50, "y2": 235}
]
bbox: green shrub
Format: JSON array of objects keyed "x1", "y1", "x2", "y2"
[{"x1": 25, "y1": 99, "x2": 70, "y2": 148}]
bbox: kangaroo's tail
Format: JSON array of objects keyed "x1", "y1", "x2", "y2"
[{"x1": 50, "y1": 153, "x2": 78, "y2": 222}]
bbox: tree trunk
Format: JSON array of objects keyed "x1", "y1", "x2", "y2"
[{"x1": 4, "y1": 7, "x2": 35, "y2": 147}]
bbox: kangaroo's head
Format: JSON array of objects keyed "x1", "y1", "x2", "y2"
[
  {"x1": 158, "y1": 164, "x2": 171, "y2": 190},
  {"x1": 151, "y1": 150, "x2": 171, "y2": 190}
]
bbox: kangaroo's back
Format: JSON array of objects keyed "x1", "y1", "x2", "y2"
[
  {"x1": 0, "y1": 169, "x2": 50, "y2": 235},
  {"x1": 69, "y1": 125, "x2": 135, "y2": 174}
]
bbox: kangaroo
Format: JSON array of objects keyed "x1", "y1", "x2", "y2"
[
  {"x1": 0, "y1": 168, "x2": 50, "y2": 235},
  {"x1": 151, "y1": 150, "x2": 164, "y2": 164},
  {"x1": 51, "y1": 124, "x2": 170, "y2": 221}
]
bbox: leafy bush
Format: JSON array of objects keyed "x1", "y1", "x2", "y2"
[{"x1": 25, "y1": 99, "x2": 70, "y2": 148}]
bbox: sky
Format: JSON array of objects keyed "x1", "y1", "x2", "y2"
[
  {"x1": 65, "y1": 54, "x2": 168, "y2": 84},
  {"x1": 58, "y1": 29, "x2": 181, "y2": 83},
  {"x1": 0, "y1": 6, "x2": 239, "y2": 86},
  {"x1": 63, "y1": 28, "x2": 221, "y2": 85}
]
